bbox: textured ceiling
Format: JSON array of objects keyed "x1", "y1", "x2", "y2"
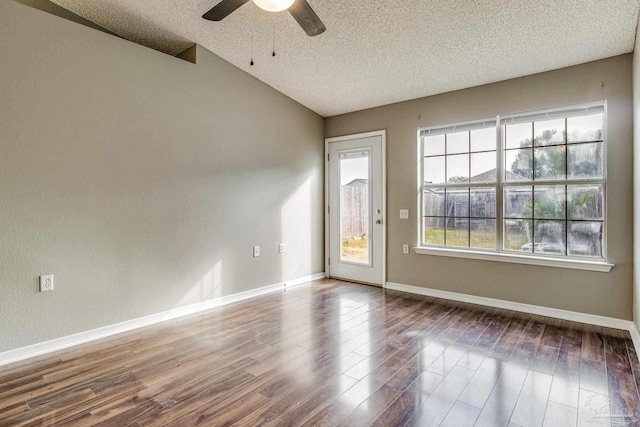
[{"x1": 49, "y1": 0, "x2": 640, "y2": 117}]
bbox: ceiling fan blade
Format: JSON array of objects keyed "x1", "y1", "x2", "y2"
[
  {"x1": 202, "y1": 0, "x2": 250, "y2": 21},
  {"x1": 288, "y1": 0, "x2": 326, "y2": 37}
]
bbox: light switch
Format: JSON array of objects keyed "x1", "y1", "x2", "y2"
[{"x1": 400, "y1": 209, "x2": 409, "y2": 219}]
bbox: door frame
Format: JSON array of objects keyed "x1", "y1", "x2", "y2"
[{"x1": 324, "y1": 130, "x2": 387, "y2": 287}]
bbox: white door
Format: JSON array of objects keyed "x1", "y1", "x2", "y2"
[{"x1": 326, "y1": 131, "x2": 385, "y2": 286}]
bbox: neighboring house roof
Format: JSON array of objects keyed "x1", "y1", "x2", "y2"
[
  {"x1": 424, "y1": 169, "x2": 527, "y2": 185},
  {"x1": 345, "y1": 178, "x2": 368, "y2": 187},
  {"x1": 470, "y1": 169, "x2": 528, "y2": 182},
  {"x1": 504, "y1": 170, "x2": 528, "y2": 181}
]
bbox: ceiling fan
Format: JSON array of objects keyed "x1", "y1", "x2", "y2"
[{"x1": 202, "y1": 0, "x2": 326, "y2": 37}]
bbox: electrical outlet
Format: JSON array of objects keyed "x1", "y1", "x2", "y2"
[
  {"x1": 400, "y1": 209, "x2": 409, "y2": 219},
  {"x1": 278, "y1": 243, "x2": 287, "y2": 253},
  {"x1": 403, "y1": 244, "x2": 409, "y2": 254},
  {"x1": 253, "y1": 246, "x2": 260, "y2": 257},
  {"x1": 40, "y1": 274, "x2": 54, "y2": 292}
]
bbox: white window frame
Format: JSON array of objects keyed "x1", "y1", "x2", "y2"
[{"x1": 416, "y1": 102, "x2": 613, "y2": 273}]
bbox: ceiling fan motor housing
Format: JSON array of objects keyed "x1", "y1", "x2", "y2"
[
  {"x1": 203, "y1": 0, "x2": 326, "y2": 37},
  {"x1": 252, "y1": 0, "x2": 295, "y2": 12}
]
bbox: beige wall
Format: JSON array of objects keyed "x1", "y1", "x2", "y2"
[
  {"x1": 0, "y1": 1, "x2": 324, "y2": 353},
  {"x1": 326, "y1": 55, "x2": 634, "y2": 320}
]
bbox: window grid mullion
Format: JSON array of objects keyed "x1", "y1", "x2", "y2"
[
  {"x1": 468, "y1": 131, "x2": 471, "y2": 248},
  {"x1": 531, "y1": 187, "x2": 535, "y2": 254},
  {"x1": 503, "y1": 178, "x2": 605, "y2": 187},
  {"x1": 426, "y1": 182, "x2": 496, "y2": 189},
  {"x1": 564, "y1": 118, "x2": 569, "y2": 256},
  {"x1": 565, "y1": 185, "x2": 569, "y2": 255},
  {"x1": 496, "y1": 121, "x2": 504, "y2": 252},
  {"x1": 444, "y1": 134, "x2": 448, "y2": 246}
]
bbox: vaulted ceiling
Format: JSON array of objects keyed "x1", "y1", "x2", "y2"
[{"x1": 50, "y1": 0, "x2": 640, "y2": 117}]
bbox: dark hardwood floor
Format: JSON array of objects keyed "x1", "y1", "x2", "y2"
[{"x1": 1, "y1": 279, "x2": 639, "y2": 426}]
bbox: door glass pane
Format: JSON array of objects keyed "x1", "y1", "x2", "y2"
[{"x1": 339, "y1": 150, "x2": 370, "y2": 264}]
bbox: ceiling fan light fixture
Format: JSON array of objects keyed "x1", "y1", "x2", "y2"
[{"x1": 252, "y1": 0, "x2": 295, "y2": 12}]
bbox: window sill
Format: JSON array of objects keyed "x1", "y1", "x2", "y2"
[{"x1": 413, "y1": 247, "x2": 613, "y2": 272}]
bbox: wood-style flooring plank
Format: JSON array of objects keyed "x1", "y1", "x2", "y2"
[
  {"x1": 439, "y1": 400, "x2": 482, "y2": 427},
  {"x1": 474, "y1": 362, "x2": 530, "y2": 427},
  {"x1": 458, "y1": 356, "x2": 506, "y2": 409},
  {"x1": 510, "y1": 370, "x2": 554, "y2": 427},
  {"x1": 0, "y1": 279, "x2": 638, "y2": 427},
  {"x1": 370, "y1": 379, "x2": 419, "y2": 427},
  {"x1": 404, "y1": 365, "x2": 476, "y2": 426},
  {"x1": 263, "y1": 374, "x2": 358, "y2": 427},
  {"x1": 543, "y1": 401, "x2": 577, "y2": 427},
  {"x1": 548, "y1": 346, "x2": 581, "y2": 409},
  {"x1": 582, "y1": 324, "x2": 605, "y2": 363}
]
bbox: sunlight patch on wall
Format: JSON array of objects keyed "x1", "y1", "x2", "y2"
[
  {"x1": 281, "y1": 177, "x2": 312, "y2": 280},
  {"x1": 175, "y1": 259, "x2": 223, "y2": 307}
]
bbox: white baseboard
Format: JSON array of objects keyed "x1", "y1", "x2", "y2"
[
  {"x1": 630, "y1": 323, "x2": 640, "y2": 354},
  {"x1": 385, "y1": 282, "x2": 633, "y2": 331},
  {"x1": 0, "y1": 273, "x2": 325, "y2": 367}
]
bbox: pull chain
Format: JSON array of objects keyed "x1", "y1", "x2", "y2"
[
  {"x1": 271, "y1": 14, "x2": 276, "y2": 57},
  {"x1": 250, "y1": 2, "x2": 255, "y2": 65}
]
